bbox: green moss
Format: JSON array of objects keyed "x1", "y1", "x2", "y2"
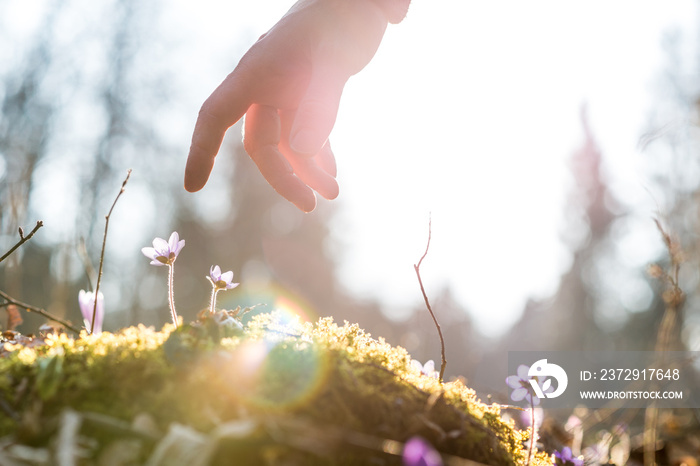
[{"x1": 0, "y1": 313, "x2": 550, "y2": 465}]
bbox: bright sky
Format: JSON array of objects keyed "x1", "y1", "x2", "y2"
[{"x1": 165, "y1": 0, "x2": 698, "y2": 337}]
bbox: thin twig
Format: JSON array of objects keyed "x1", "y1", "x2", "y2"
[
  {"x1": 91, "y1": 169, "x2": 131, "y2": 334},
  {"x1": 0, "y1": 289, "x2": 80, "y2": 334},
  {"x1": 0, "y1": 221, "x2": 44, "y2": 264},
  {"x1": 413, "y1": 215, "x2": 447, "y2": 382}
]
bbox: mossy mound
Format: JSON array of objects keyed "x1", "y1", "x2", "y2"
[{"x1": 0, "y1": 312, "x2": 549, "y2": 465}]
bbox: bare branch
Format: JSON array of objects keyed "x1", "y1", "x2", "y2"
[
  {"x1": 644, "y1": 217, "x2": 685, "y2": 466},
  {"x1": 0, "y1": 289, "x2": 80, "y2": 334},
  {"x1": 413, "y1": 215, "x2": 447, "y2": 382},
  {"x1": 0, "y1": 221, "x2": 44, "y2": 264},
  {"x1": 416, "y1": 216, "x2": 432, "y2": 270},
  {"x1": 91, "y1": 169, "x2": 132, "y2": 334}
]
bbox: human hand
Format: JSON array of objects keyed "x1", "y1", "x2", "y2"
[{"x1": 185, "y1": 0, "x2": 410, "y2": 212}]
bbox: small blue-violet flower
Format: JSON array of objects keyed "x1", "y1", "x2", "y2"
[
  {"x1": 402, "y1": 436, "x2": 443, "y2": 466},
  {"x1": 506, "y1": 364, "x2": 553, "y2": 406},
  {"x1": 553, "y1": 447, "x2": 584, "y2": 466},
  {"x1": 207, "y1": 265, "x2": 239, "y2": 314},
  {"x1": 141, "y1": 231, "x2": 185, "y2": 266},
  {"x1": 79, "y1": 290, "x2": 104, "y2": 334},
  {"x1": 411, "y1": 359, "x2": 439, "y2": 379},
  {"x1": 207, "y1": 265, "x2": 239, "y2": 291},
  {"x1": 142, "y1": 231, "x2": 184, "y2": 327}
]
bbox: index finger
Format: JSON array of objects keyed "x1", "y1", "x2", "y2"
[{"x1": 185, "y1": 73, "x2": 253, "y2": 192}]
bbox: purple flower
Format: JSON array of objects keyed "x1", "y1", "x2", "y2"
[
  {"x1": 207, "y1": 265, "x2": 240, "y2": 314},
  {"x1": 505, "y1": 364, "x2": 553, "y2": 406},
  {"x1": 207, "y1": 265, "x2": 239, "y2": 291},
  {"x1": 141, "y1": 232, "x2": 185, "y2": 266},
  {"x1": 142, "y1": 232, "x2": 184, "y2": 327},
  {"x1": 79, "y1": 290, "x2": 104, "y2": 333},
  {"x1": 553, "y1": 447, "x2": 584, "y2": 466},
  {"x1": 411, "y1": 359, "x2": 439, "y2": 379},
  {"x1": 402, "y1": 436, "x2": 443, "y2": 466}
]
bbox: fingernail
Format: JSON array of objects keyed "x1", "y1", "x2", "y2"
[{"x1": 290, "y1": 129, "x2": 320, "y2": 156}]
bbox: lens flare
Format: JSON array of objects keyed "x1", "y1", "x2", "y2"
[
  {"x1": 273, "y1": 294, "x2": 313, "y2": 323},
  {"x1": 216, "y1": 282, "x2": 317, "y2": 325},
  {"x1": 216, "y1": 283, "x2": 329, "y2": 412}
]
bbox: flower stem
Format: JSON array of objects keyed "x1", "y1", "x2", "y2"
[
  {"x1": 167, "y1": 264, "x2": 179, "y2": 327},
  {"x1": 527, "y1": 399, "x2": 536, "y2": 466},
  {"x1": 209, "y1": 288, "x2": 219, "y2": 314}
]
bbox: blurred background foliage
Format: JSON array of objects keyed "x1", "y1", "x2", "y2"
[{"x1": 0, "y1": 0, "x2": 699, "y2": 407}]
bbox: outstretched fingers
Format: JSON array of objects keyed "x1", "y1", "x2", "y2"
[
  {"x1": 316, "y1": 142, "x2": 337, "y2": 178},
  {"x1": 280, "y1": 109, "x2": 339, "y2": 201},
  {"x1": 185, "y1": 73, "x2": 252, "y2": 192},
  {"x1": 244, "y1": 104, "x2": 317, "y2": 212}
]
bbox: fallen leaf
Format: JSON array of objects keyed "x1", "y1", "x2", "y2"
[{"x1": 6, "y1": 305, "x2": 22, "y2": 331}]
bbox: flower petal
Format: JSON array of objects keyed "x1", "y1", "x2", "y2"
[
  {"x1": 517, "y1": 364, "x2": 530, "y2": 379},
  {"x1": 141, "y1": 247, "x2": 158, "y2": 260},
  {"x1": 79, "y1": 290, "x2": 105, "y2": 333},
  {"x1": 152, "y1": 238, "x2": 169, "y2": 256},
  {"x1": 167, "y1": 231, "x2": 185, "y2": 257},
  {"x1": 505, "y1": 375, "x2": 523, "y2": 389},
  {"x1": 510, "y1": 388, "x2": 528, "y2": 402},
  {"x1": 78, "y1": 290, "x2": 92, "y2": 321},
  {"x1": 403, "y1": 436, "x2": 443, "y2": 466},
  {"x1": 176, "y1": 239, "x2": 185, "y2": 254},
  {"x1": 78, "y1": 289, "x2": 88, "y2": 306},
  {"x1": 167, "y1": 232, "x2": 180, "y2": 251},
  {"x1": 220, "y1": 270, "x2": 234, "y2": 284}
]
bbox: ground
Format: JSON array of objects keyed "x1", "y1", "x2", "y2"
[{"x1": 0, "y1": 311, "x2": 550, "y2": 465}]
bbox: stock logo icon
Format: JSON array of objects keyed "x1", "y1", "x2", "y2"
[{"x1": 528, "y1": 359, "x2": 568, "y2": 399}]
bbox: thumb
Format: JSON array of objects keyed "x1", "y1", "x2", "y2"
[{"x1": 290, "y1": 63, "x2": 346, "y2": 156}]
